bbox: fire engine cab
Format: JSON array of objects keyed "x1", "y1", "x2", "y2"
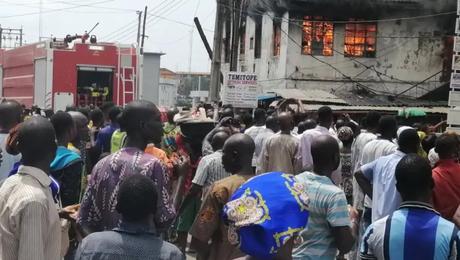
[{"x1": 0, "y1": 37, "x2": 161, "y2": 110}]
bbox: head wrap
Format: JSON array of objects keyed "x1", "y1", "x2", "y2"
[
  {"x1": 337, "y1": 126, "x2": 353, "y2": 142},
  {"x1": 223, "y1": 172, "x2": 309, "y2": 259}
]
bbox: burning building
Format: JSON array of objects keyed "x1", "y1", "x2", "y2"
[{"x1": 219, "y1": 0, "x2": 456, "y2": 105}]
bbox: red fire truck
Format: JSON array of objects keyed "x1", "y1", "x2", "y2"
[{"x1": 0, "y1": 39, "x2": 141, "y2": 110}]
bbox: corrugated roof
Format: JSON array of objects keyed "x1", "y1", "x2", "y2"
[
  {"x1": 267, "y1": 89, "x2": 348, "y2": 105},
  {"x1": 302, "y1": 105, "x2": 448, "y2": 114}
]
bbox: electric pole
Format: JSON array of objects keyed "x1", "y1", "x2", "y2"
[
  {"x1": 136, "y1": 10, "x2": 143, "y2": 46},
  {"x1": 209, "y1": 0, "x2": 224, "y2": 101},
  {"x1": 230, "y1": 0, "x2": 241, "y2": 72},
  {"x1": 140, "y1": 6, "x2": 148, "y2": 54}
]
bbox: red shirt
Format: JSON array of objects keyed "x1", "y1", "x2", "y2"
[{"x1": 432, "y1": 159, "x2": 460, "y2": 220}]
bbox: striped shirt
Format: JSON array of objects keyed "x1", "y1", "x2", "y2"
[
  {"x1": 360, "y1": 201, "x2": 460, "y2": 260},
  {"x1": 192, "y1": 150, "x2": 230, "y2": 198},
  {"x1": 293, "y1": 172, "x2": 351, "y2": 259},
  {"x1": 0, "y1": 166, "x2": 61, "y2": 260}
]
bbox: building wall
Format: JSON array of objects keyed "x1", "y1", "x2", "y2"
[
  {"x1": 229, "y1": 11, "x2": 453, "y2": 98},
  {"x1": 158, "y1": 77, "x2": 179, "y2": 108}
]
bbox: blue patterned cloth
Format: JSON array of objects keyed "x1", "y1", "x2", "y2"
[{"x1": 223, "y1": 172, "x2": 310, "y2": 259}]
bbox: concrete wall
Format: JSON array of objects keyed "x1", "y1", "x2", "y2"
[{"x1": 224, "y1": 11, "x2": 453, "y2": 98}]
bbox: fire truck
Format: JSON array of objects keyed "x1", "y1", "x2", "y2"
[{"x1": 0, "y1": 35, "x2": 160, "y2": 110}]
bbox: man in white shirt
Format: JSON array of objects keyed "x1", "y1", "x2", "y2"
[
  {"x1": 299, "y1": 106, "x2": 334, "y2": 171},
  {"x1": 254, "y1": 115, "x2": 279, "y2": 174},
  {"x1": 244, "y1": 108, "x2": 267, "y2": 168},
  {"x1": 299, "y1": 106, "x2": 342, "y2": 184},
  {"x1": 0, "y1": 100, "x2": 23, "y2": 182},
  {"x1": 260, "y1": 112, "x2": 301, "y2": 175},
  {"x1": 351, "y1": 112, "x2": 381, "y2": 213},
  {"x1": 355, "y1": 128, "x2": 420, "y2": 222},
  {"x1": 0, "y1": 116, "x2": 61, "y2": 260}
]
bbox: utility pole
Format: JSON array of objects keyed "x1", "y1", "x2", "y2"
[
  {"x1": 140, "y1": 6, "x2": 148, "y2": 54},
  {"x1": 209, "y1": 0, "x2": 224, "y2": 101},
  {"x1": 39, "y1": 0, "x2": 43, "y2": 41},
  {"x1": 136, "y1": 10, "x2": 143, "y2": 46},
  {"x1": 194, "y1": 17, "x2": 213, "y2": 60},
  {"x1": 230, "y1": 0, "x2": 241, "y2": 71}
]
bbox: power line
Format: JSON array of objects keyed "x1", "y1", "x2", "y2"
[
  {"x1": 113, "y1": 0, "x2": 189, "y2": 43},
  {"x1": 108, "y1": 0, "x2": 183, "y2": 42},
  {"x1": 219, "y1": 2, "x2": 456, "y2": 24},
  {"x1": 278, "y1": 26, "x2": 378, "y2": 94},
  {"x1": 241, "y1": 6, "x2": 445, "y2": 91},
  {"x1": 0, "y1": 0, "x2": 113, "y2": 18}
]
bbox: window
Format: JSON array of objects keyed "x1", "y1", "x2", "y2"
[
  {"x1": 273, "y1": 21, "x2": 281, "y2": 56},
  {"x1": 302, "y1": 16, "x2": 334, "y2": 56},
  {"x1": 255, "y1": 19, "x2": 262, "y2": 58},
  {"x1": 224, "y1": 19, "x2": 231, "y2": 63},
  {"x1": 249, "y1": 37, "x2": 254, "y2": 49},
  {"x1": 240, "y1": 20, "x2": 246, "y2": 55},
  {"x1": 344, "y1": 23, "x2": 377, "y2": 57}
]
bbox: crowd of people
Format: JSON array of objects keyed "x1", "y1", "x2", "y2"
[{"x1": 0, "y1": 98, "x2": 459, "y2": 260}]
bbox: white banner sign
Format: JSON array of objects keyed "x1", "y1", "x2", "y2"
[{"x1": 222, "y1": 72, "x2": 260, "y2": 108}]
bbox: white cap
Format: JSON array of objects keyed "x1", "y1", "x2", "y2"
[{"x1": 397, "y1": 126, "x2": 414, "y2": 139}]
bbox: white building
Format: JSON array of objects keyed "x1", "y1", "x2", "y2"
[
  {"x1": 220, "y1": 0, "x2": 455, "y2": 101},
  {"x1": 158, "y1": 68, "x2": 179, "y2": 108}
]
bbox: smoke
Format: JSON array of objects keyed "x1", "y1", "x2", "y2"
[{"x1": 246, "y1": 0, "x2": 456, "y2": 17}]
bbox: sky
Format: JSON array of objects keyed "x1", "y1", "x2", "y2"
[{"x1": 0, "y1": 0, "x2": 216, "y2": 72}]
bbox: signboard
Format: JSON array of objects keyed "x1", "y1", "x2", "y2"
[
  {"x1": 453, "y1": 55, "x2": 460, "y2": 70},
  {"x1": 455, "y1": 36, "x2": 460, "y2": 52},
  {"x1": 451, "y1": 73, "x2": 460, "y2": 89},
  {"x1": 222, "y1": 72, "x2": 260, "y2": 108}
]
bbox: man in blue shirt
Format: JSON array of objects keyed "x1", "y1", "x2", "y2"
[
  {"x1": 75, "y1": 174, "x2": 184, "y2": 260},
  {"x1": 355, "y1": 128, "x2": 420, "y2": 223},
  {"x1": 95, "y1": 106, "x2": 121, "y2": 154},
  {"x1": 360, "y1": 154, "x2": 460, "y2": 260}
]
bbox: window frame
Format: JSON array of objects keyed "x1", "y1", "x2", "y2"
[
  {"x1": 344, "y1": 22, "x2": 377, "y2": 58},
  {"x1": 273, "y1": 20, "x2": 281, "y2": 57},
  {"x1": 301, "y1": 16, "x2": 334, "y2": 57}
]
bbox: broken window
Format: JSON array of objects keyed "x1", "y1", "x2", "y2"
[
  {"x1": 302, "y1": 16, "x2": 334, "y2": 56},
  {"x1": 273, "y1": 20, "x2": 281, "y2": 56},
  {"x1": 255, "y1": 19, "x2": 262, "y2": 59},
  {"x1": 344, "y1": 23, "x2": 377, "y2": 58}
]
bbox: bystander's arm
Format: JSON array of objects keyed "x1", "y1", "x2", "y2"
[
  {"x1": 178, "y1": 184, "x2": 202, "y2": 214},
  {"x1": 354, "y1": 170, "x2": 372, "y2": 199}
]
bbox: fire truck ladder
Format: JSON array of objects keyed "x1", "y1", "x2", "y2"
[
  {"x1": 117, "y1": 45, "x2": 137, "y2": 105},
  {"x1": 120, "y1": 66, "x2": 136, "y2": 105}
]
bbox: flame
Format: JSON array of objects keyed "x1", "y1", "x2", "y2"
[
  {"x1": 302, "y1": 16, "x2": 334, "y2": 56},
  {"x1": 345, "y1": 23, "x2": 376, "y2": 57}
]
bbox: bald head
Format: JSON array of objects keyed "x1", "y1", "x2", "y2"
[
  {"x1": 265, "y1": 115, "x2": 280, "y2": 133},
  {"x1": 18, "y1": 117, "x2": 57, "y2": 170},
  {"x1": 0, "y1": 100, "x2": 23, "y2": 131},
  {"x1": 121, "y1": 100, "x2": 162, "y2": 144},
  {"x1": 222, "y1": 133, "x2": 255, "y2": 174},
  {"x1": 69, "y1": 111, "x2": 89, "y2": 142},
  {"x1": 211, "y1": 131, "x2": 230, "y2": 151},
  {"x1": 278, "y1": 112, "x2": 294, "y2": 133},
  {"x1": 311, "y1": 135, "x2": 340, "y2": 175}
]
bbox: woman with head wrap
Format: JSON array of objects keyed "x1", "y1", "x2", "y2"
[
  {"x1": 223, "y1": 172, "x2": 310, "y2": 260},
  {"x1": 338, "y1": 126, "x2": 354, "y2": 204}
]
